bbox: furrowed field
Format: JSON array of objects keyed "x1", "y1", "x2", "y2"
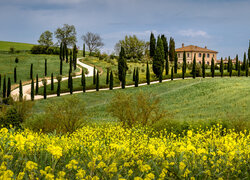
[{"x1": 0, "y1": 125, "x2": 249, "y2": 179}]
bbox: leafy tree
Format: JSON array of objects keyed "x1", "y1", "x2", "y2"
[
  {"x1": 56, "y1": 75, "x2": 62, "y2": 96},
  {"x1": 55, "y1": 24, "x2": 77, "y2": 47},
  {"x1": 2, "y1": 76, "x2": 6, "y2": 98},
  {"x1": 118, "y1": 47, "x2": 128, "y2": 83},
  {"x1": 146, "y1": 62, "x2": 150, "y2": 85},
  {"x1": 109, "y1": 70, "x2": 113, "y2": 90},
  {"x1": 36, "y1": 74, "x2": 39, "y2": 95},
  {"x1": 169, "y1": 37, "x2": 175, "y2": 62},
  {"x1": 135, "y1": 67, "x2": 139, "y2": 87},
  {"x1": 81, "y1": 70, "x2": 86, "y2": 92},
  {"x1": 30, "y1": 64, "x2": 33, "y2": 79},
  {"x1": 96, "y1": 71, "x2": 99, "y2": 91},
  {"x1": 51, "y1": 73, "x2": 54, "y2": 91},
  {"x1": 236, "y1": 55, "x2": 239, "y2": 70},
  {"x1": 14, "y1": 67, "x2": 17, "y2": 83},
  {"x1": 238, "y1": 61, "x2": 241, "y2": 77},
  {"x1": 19, "y1": 80, "x2": 23, "y2": 102},
  {"x1": 220, "y1": 58, "x2": 224, "y2": 77},
  {"x1": 150, "y1": 32, "x2": 156, "y2": 58},
  {"x1": 211, "y1": 58, "x2": 215, "y2": 78},
  {"x1": 15, "y1": 57, "x2": 19, "y2": 63},
  {"x1": 60, "y1": 42, "x2": 63, "y2": 61},
  {"x1": 183, "y1": 51, "x2": 187, "y2": 74},
  {"x1": 83, "y1": 43, "x2": 85, "y2": 57},
  {"x1": 115, "y1": 35, "x2": 146, "y2": 59},
  {"x1": 174, "y1": 52, "x2": 178, "y2": 74},
  {"x1": 93, "y1": 66, "x2": 96, "y2": 84},
  {"x1": 153, "y1": 36, "x2": 164, "y2": 77},
  {"x1": 192, "y1": 55, "x2": 196, "y2": 79},
  {"x1": 106, "y1": 68, "x2": 109, "y2": 85},
  {"x1": 7, "y1": 77, "x2": 11, "y2": 97},
  {"x1": 42, "y1": 79, "x2": 47, "y2": 99},
  {"x1": 82, "y1": 32, "x2": 104, "y2": 56},
  {"x1": 202, "y1": 53, "x2": 205, "y2": 78},
  {"x1": 38, "y1": 30, "x2": 53, "y2": 47},
  {"x1": 31, "y1": 78, "x2": 34, "y2": 101},
  {"x1": 45, "y1": 59, "x2": 47, "y2": 76},
  {"x1": 171, "y1": 67, "x2": 174, "y2": 80}
]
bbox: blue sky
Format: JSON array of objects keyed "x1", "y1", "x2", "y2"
[{"x1": 0, "y1": 0, "x2": 249, "y2": 59}]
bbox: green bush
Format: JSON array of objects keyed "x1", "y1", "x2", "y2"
[{"x1": 31, "y1": 45, "x2": 60, "y2": 55}]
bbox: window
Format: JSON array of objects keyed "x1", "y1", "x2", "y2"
[
  {"x1": 207, "y1": 53, "x2": 210, "y2": 58},
  {"x1": 207, "y1": 61, "x2": 209, "y2": 65},
  {"x1": 178, "y1": 53, "x2": 180, "y2": 58},
  {"x1": 187, "y1": 53, "x2": 190, "y2": 57},
  {"x1": 199, "y1": 53, "x2": 201, "y2": 57}
]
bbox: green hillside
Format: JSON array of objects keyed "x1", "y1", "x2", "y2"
[{"x1": 0, "y1": 41, "x2": 34, "y2": 51}]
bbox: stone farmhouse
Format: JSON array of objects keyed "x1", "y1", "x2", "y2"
[{"x1": 176, "y1": 44, "x2": 218, "y2": 65}]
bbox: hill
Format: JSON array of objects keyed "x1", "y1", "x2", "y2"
[{"x1": 0, "y1": 41, "x2": 34, "y2": 51}]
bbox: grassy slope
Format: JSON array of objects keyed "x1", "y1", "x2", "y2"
[
  {"x1": 33, "y1": 77, "x2": 250, "y2": 123},
  {"x1": 0, "y1": 41, "x2": 34, "y2": 51}
]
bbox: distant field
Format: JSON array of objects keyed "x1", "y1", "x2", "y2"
[
  {"x1": 0, "y1": 41, "x2": 34, "y2": 51},
  {"x1": 33, "y1": 77, "x2": 250, "y2": 124}
]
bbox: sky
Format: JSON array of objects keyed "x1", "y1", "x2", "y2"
[{"x1": 0, "y1": 0, "x2": 250, "y2": 59}]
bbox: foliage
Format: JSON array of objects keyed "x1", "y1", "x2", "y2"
[
  {"x1": 211, "y1": 58, "x2": 215, "y2": 77},
  {"x1": 31, "y1": 45, "x2": 60, "y2": 55},
  {"x1": 82, "y1": 32, "x2": 104, "y2": 55},
  {"x1": 150, "y1": 32, "x2": 156, "y2": 58},
  {"x1": 109, "y1": 70, "x2": 113, "y2": 90},
  {"x1": 169, "y1": 37, "x2": 175, "y2": 62},
  {"x1": 37, "y1": 30, "x2": 53, "y2": 47},
  {"x1": 55, "y1": 24, "x2": 77, "y2": 47},
  {"x1": 118, "y1": 47, "x2": 128, "y2": 82},
  {"x1": 153, "y1": 36, "x2": 164, "y2": 77},
  {"x1": 108, "y1": 91, "x2": 166, "y2": 128}
]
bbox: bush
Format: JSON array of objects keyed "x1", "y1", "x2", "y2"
[
  {"x1": 26, "y1": 96, "x2": 86, "y2": 133},
  {"x1": 31, "y1": 45, "x2": 60, "y2": 55},
  {"x1": 107, "y1": 91, "x2": 166, "y2": 128}
]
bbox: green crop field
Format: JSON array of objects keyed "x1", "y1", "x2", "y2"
[
  {"x1": 0, "y1": 41, "x2": 34, "y2": 51},
  {"x1": 33, "y1": 77, "x2": 250, "y2": 124}
]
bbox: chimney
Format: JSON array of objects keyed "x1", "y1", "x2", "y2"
[
  {"x1": 205, "y1": 46, "x2": 207, "y2": 49},
  {"x1": 182, "y1": 43, "x2": 184, "y2": 48}
]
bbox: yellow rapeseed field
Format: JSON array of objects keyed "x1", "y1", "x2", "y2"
[{"x1": 0, "y1": 124, "x2": 249, "y2": 179}]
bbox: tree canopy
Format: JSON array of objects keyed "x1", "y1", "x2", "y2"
[
  {"x1": 38, "y1": 31, "x2": 53, "y2": 47},
  {"x1": 82, "y1": 32, "x2": 104, "y2": 55},
  {"x1": 55, "y1": 24, "x2": 77, "y2": 47}
]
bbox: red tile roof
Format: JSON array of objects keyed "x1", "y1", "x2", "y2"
[{"x1": 176, "y1": 45, "x2": 218, "y2": 53}]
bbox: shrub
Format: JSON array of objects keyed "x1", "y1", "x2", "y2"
[
  {"x1": 31, "y1": 45, "x2": 60, "y2": 55},
  {"x1": 26, "y1": 96, "x2": 86, "y2": 133},
  {"x1": 107, "y1": 91, "x2": 166, "y2": 128}
]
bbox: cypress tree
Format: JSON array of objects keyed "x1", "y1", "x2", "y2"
[
  {"x1": 15, "y1": 57, "x2": 19, "y2": 63},
  {"x1": 30, "y1": 63, "x2": 33, "y2": 79},
  {"x1": 242, "y1": 53, "x2": 246, "y2": 71},
  {"x1": 169, "y1": 37, "x2": 175, "y2": 62},
  {"x1": 220, "y1": 58, "x2": 224, "y2": 77},
  {"x1": 73, "y1": 44, "x2": 77, "y2": 70},
  {"x1": 133, "y1": 68, "x2": 136, "y2": 81},
  {"x1": 60, "y1": 59, "x2": 63, "y2": 75},
  {"x1": 174, "y1": 52, "x2": 178, "y2": 74},
  {"x1": 238, "y1": 61, "x2": 241, "y2": 77},
  {"x1": 31, "y1": 78, "x2": 34, "y2": 101},
  {"x1": 70, "y1": 73, "x2": 73, "y2": 94},
  {"x1": 19, "y1": 80, "x2": 23, "y2": 102},
  {"x1": 236, "y1": 55, "x2": 239, "y2": 71},
  {"x1": 7, "y1": 77, "x2": 11, "y2": 97},
  {"x1": 96, "y1": 71, "x2": 99, "y2": 91},
  {"x1": 63, "y1": 42, "x2": 66, "y2": 61},
  {"x1": 246, "y1": 60, "x2": 249, "y2": 77},
  {"x1": 229, "y1": 56, "x2": 232, "y2": 77},
  {"x1": 159, "y1": 69, "x2": 162, "y2": 83},
  {"x1": 202, "y1": 53, "x2": 205, "y2": 78},
  {"x1": 248, "y1": 40, "x2": 250, "y2": 66},
  {"x1": 135, "y1": 67, "x2": 139, "y2": 87},
  {"x1": 66, "y1": 46, "x2": 68, "y2": 63},
  {"x1": 42, "y1": 79, "x2": 47, "y2": 99},
  {"x1": 227, "y1": 57, "x2": 230, "y2": 72},
  {"x1": 211, "y1": 58, "x2": 215, "y2": 78},
  {"x1": 93, "y1": 66, "x2": 96, "y2": 84},
  {"x1": 146, "y1": 61, "x2": 150, "y2": 85},
  {"x1": 182, "y1": 62, "x2": 185, "y2": 79},
  {"x1": 118, "y1": 46, "x2": 128, "y2": 82},
  {"x1": 153, "y1": 36, "x2": 164, "y2": 77},
  {"x1": 109, "y1": 71, "x2": 113, "y2": 90},
  {"x1": 165, "y1": 56, "x2": 169, "y2": 75},
  {"x1": 14, "y1": 67, "x2": 17, "y2": 83},
  {"x1": 171, "y1": 67, "x2": 174, "y2": 80},
  {"x1": 81, "y1": 70, "x2": 84, "y2": 86},
  {"x1": 68, "y1": 70, "x2": 71, "y2": 89},
  {"x1": 69, "y1": 54, "x2": 72, "y2": 73},
  {"x1": 83, "y1": 43, "x2": 85, "y2": 57},
  {"x1": 45, "y1": 59, "x2": 47, "y2": 76},
  {"x1": 56, "y1": 75, "x2": 62, "y2": 97},
  {"x1": 51, "y1": 73, "x2": 54, "y2": 91},
  {"x1": 150, "y1": 32, "x2": 156, "y2": 58},
  {"x1": 36, "y1": 74, "x2": 39, "y2": 95},
  {"x1": 2, "y1": 75, "x2": 6, "y2": 98},
  {"x1": 121, "y1": 70, "x2": 126, "y2": 89},
  {"x1": 192, "y1": 55, "x2": 196, "y2": 79},
  {"x1": 82, "y1": 71, "x2": 86, "y2": 92},
  {"x1": 183, "y1": 51, "x2": 187, "y2": 74},
  {"x1": 106, "y1": 68, "x2": 109, "y2": 85},
  {"x1": 161, "y1": 35, "x2": 168, "y2": 60}
]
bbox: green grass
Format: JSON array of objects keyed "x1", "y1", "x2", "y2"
[
  {"x1": 0, "y1": 41, "x2": 34, "y2": 51},
  {"x1": 33, "y1": 77, "x2": 250, "y2": 124}
]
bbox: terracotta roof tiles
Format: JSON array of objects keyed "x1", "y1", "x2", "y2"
[{"x1": 176, "y1": 45, "x2": 218, "y2": 53}]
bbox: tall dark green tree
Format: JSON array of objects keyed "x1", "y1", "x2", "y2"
[
  {"x1": 242, "y1": 53, "x2": 247, "y2": 71},
  {"x1": 51, "y1": 73, "x2": 54, "y2": 91},
  {"x1": 135, "y1": 67, "x2": 139, "y2": 87},
  {"x1": 161, "y1": 35, "x2": 168, "y2": 60},
  {"x1": 2, "y1": 75, "x2": 6, "y2": 98},
  {"x1": 182, "y1": 61, "x2": 185, "y2": 79},
  {"x1": 93, "y1": 66, "x2": 96, "y2": 84},
  {"x1": 146, "y1": 62, "x2": 150, "y2": 85},
  {"x1": 70, "y1": 74, "x2": 73, "y2": 94},
  {"x1": 59, "y1": 42, "x2": 63, "y2": 61},
  {"x1": 69, "y1": 54, "x2": 72, "y2": 73},
  {"x1": 192, "y1": 55, "x2": 196, "y2": 79},
  {"x1": 169, "y1": 37, "x2": 175, "y2": 62},
  {"x1": 73, "y1": 44, "x2": 77, "y2": 70},
  {"x1": 56, "y1": 76, "x2": 62, "y2": 97},
  {"x1": 42, "y1": 79, "x2": 47, "y2": 99},
  {"x1": 159, "y1": 70, "x2": 162, "y2": 83},
  {"x1": 183, "y1": 51, "x2": 187, "y2": 74},
  {"x1": 45, "y1": 59, "x2": 47, "y2": 76},
  {"x1": 236, "y1": 55, "x2": 239, "y2": 70},
  {"x1": 31, "y1": 78, "x2": 34, "y2": 101},
  {"x1": 153, "y1": 36, "x2": 164, "y2": 77},
  {"x1": 109, "y1": 71, "x2": 113, "y2": 90},
  {"x1": 165, "y1": 57, "x2": 169, "y2": 75},
  {"x1": 248, "y1": 40, "x2": 250, "y2": 66},
  {"x1": 133, "y1": 68, "x2": 136, "y2": 81},
  {"x1": 68, "y1": 70, "x2": 71, "y2": 88},
  {"x1": 82, "y1": 70, "x2": 86, "y2": 92},
  {"x1": 174, "y1": 52, "x2": 178, "y2": 74},
  {"x1": 118, "y1": 46, "x2": 128, "y2": 83},
  {"x1": 220, "y1": 58, "x2": 224, "y2": 77},
  {"x1": 7, "y1": 77, "x2": 11, "y2": 97},
  {"x1": 150, "y1": 32, "x2": 156, "y2": 58},
  {"x1": 62, "y1": 42, "x2": 65, "y2": 61},
  {"x1": 171, "y1": 67, "x2": 174, "y2": 80},
  {"x1": 202, "y1": 53, "x2": 205, "y2": 78},
  {"x1": 106, "y1": 68, "x2": 109, "y2": 85},
  {"x1": 211, "y1": 58, "x2": 215, "y2": 78},
  {"x1": 66, "y1": 46, "x2": 69, "y2": 63},
  {"x1": 19, "y1": 80, "x2": 23, "y2": 102},
  {"x1": 14, "y1": 67, "x2": 17, "y2": 83},
  {"x1": 238, "y1": 61, "x2": 241, "y2": 77},
  {"x1": 96, "y1": 71, "x2": 99, "y2": 91},
  {"x1": 229, "y1": 57, "x2": 232, "y2": 77},
  {"x1": 60, "y1": 59, "x2": 63, "y2": 75},
  {"x1": 36, "y1": 74, "x2": 39, "y2": 95},
  {"x1": 246, "y1": 60, "x2": 249, "y2": 77},
  {"x1": 227, "y1": 57, "x2": 230, "y2": 72},
  {"x1": 83, "y1": 43, "x2": 86, "y2": 57},
  {"x1": 30, "y1": 64, "x2": 33, "y2": 79}
]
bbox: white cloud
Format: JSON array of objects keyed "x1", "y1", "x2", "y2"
[{"x1": 178, "y1": 29, "x2": 209, "y2": 38}]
